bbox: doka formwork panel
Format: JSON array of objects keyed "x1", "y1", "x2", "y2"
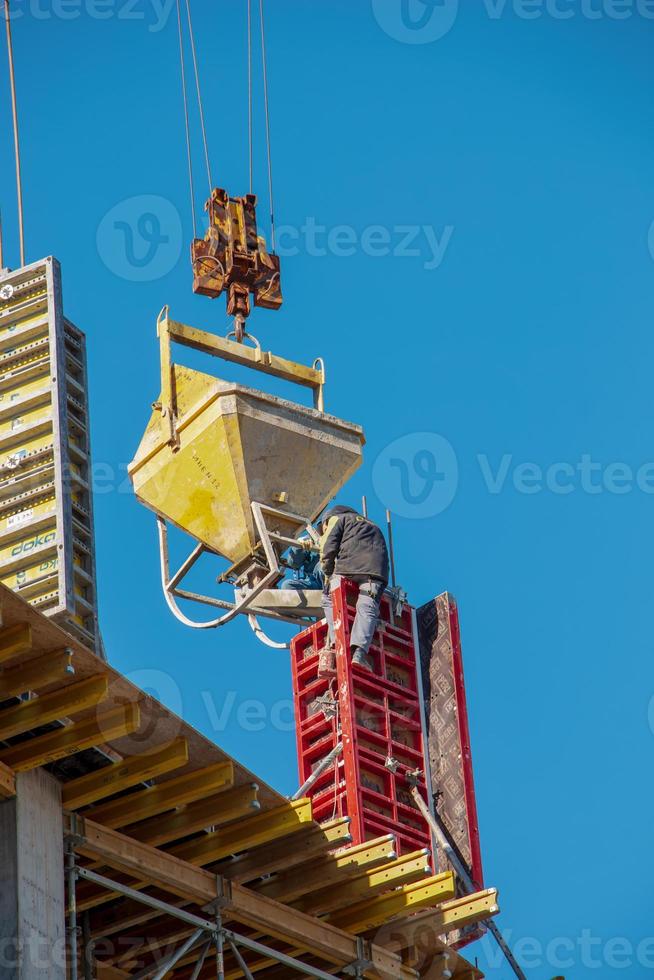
[
  {"x1": 291, "y1": 579, "x2": 434, "y2": 861},
  {"x1": 0, "y1": 257, "x2": 102, "y2": 655}
]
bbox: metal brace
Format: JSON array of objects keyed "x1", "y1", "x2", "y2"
[
  {"x1": 341, "y1": 938, "x2": 373, "y2": 978},
  {"x1": 201, "y1": 875, "x2": 232, "y2": 915},
  {"x1": 65, "y1": 812, "x2": 86, "y2": 850}
]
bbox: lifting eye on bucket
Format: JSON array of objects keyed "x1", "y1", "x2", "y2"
[{"x1": 128, "y1": 307, "x2": 365, "y2": 647}]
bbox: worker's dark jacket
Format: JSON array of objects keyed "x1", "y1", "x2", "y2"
[{"x1": 319, "y1": 506, "x2": 389, "y2": 585}]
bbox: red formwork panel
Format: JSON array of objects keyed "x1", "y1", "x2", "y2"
[{"x1": 290, "y1": 579, "x2": 433, "y2": 861}]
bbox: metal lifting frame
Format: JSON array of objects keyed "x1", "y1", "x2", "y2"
[
  {"x1": 64, "y1": 835, "x2": 345, "y2": 980},
  {"x1": 157, "y1": 500, "x2": 321, "y2": 645}
]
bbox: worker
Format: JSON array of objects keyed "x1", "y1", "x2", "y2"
[
  {"x1": 319, "y1": 505, "x2": 389, "y2": 671},
  {"x1": 282, "y1": 544, "x2": 324, "y2": 591}
]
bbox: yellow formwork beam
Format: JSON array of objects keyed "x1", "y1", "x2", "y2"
[
  {"x1": 127, "y1": 782, "x2": 260, "y2": 847},
  {"x1": 0, "y1": 647, "x2": 74, "y2": 699},
  {"x1": 257, "y1": 835, "x2": 397, "y2": 904},
  {"x1": 0, "y1": 703, "x2": 141, "y2": 771},
  {"x1": 0, "y1": 623, "x2": 32, "y2": 664},
  {"x1": 0, "y1": 760, "x2": 15, "y2": 798},
  {"x1": 214, "y1": 816, "x2": 353, "y2": 884},
  {"x1": 86, "y1": 759, "x2": 234, "y2": 828},
  {"x1": 423, "y1": 889, "x2": 500, "y2": 935},
  {"x1": 62, "y1": 737, "x2": 189, "y2": 810},
  {"x1": 0, "y1": 675, "x2": 108, "y2": 741},
  {"x1": 328, "y1": 871, "x2": 456, "y2": 934},
  {"x1": 296, "y1": 849, "x2": 433, "y2": 917},
  {"x1": 171, "y1": 798, "x2": 313, "y2": 865}
]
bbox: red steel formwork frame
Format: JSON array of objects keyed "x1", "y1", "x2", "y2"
[{"x1": 291, "y1": 579, "x2": 434, "y2": 860}]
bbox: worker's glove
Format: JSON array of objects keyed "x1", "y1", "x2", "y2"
[{"x1": 300, "y1": 538, "x2": 316, "y2": 552}]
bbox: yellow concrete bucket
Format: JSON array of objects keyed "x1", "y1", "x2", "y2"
[{"x1": 128, "y1": 311, "x2": 365, "y2": 572}]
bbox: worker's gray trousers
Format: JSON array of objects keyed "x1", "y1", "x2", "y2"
[{"x1": 321, "y1": 574, "x2": 384, "y2": 654}]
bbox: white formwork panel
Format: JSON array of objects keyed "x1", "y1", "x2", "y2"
[{"x1": 0, "y1": 257, "x2": 102, "y2": 656}]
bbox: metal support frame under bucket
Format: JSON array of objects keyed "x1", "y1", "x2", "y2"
[{"x1": 157, "y1": 500, "x2": 321, "y2": 647}]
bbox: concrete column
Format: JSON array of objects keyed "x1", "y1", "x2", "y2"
[{"x1": 0, "y1": 770, "x2": 65, "y2": 979}]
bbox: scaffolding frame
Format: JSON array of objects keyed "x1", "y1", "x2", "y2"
[{"x1": 64, "y1": 834, "x2": 372, "y2": 980}]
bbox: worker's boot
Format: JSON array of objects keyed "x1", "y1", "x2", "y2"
[{"x1": 351, "y1": 647, "x2": 374, "y2": 672}]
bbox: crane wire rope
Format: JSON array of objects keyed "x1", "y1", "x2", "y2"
[
  {"x1": 175, "y1": 0, "x2": 197, "y2": 235},
  {"x1": 259, "y1": 0, "x2": 276, "y2": 252},
  {"x1": 3, "y1": 0, "x2": 25, "y2": 266},
  {"x1": 247, "y1": 0, "x2": 253, "y2": 194},
  {"x1": 184, "y1": 0, "x2": 212, "y2": 195}
]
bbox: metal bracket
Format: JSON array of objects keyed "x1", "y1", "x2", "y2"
[
  {"x1": 342, "y1": 939, "x2": 373, "y2": 978},
  {"x1": 156, "y1": 501, "x2": 322, "y2": 640},
  {"x1": 201, "y1": 876, "x2": 232, "y2": 914},
  {"x1": 64, "y1": 812, "x2": 86, "y2": 850}
]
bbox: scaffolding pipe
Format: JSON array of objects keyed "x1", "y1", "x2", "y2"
[
  {"x1": 385, "y1": 509, "x2": 396, "y2": 589},
  {"x1": 408, "y1": 784, "x2": 526, "y2": 980},
  {"x1": 189, "y1": 940, "x2": 213, "y2": 980},
  {"x1": 291, "y1": 742, "x2": 343, "y2": 800},
  {"x1": 66, "y1": 845, "x2": 78, "y2": 980},
  {"x1": 222, "y1": 929, "x2": 339, "y2": 980},
  {"x1": 74, "y1": 866, "x2": 216, "y2": 932},
  {"x1": 152, "y1": 928, "x2": 205, "y2": 980}
]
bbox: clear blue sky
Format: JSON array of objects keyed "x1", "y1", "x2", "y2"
[{"x1": 2, "y1": 2, "x2": 653, "y2": 976}]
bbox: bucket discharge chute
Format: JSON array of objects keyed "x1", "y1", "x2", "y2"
[{"x1": 128, "y1": 309, "x2": 365, "y2": 638}]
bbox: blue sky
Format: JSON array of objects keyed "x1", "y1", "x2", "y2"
[{"x1": 2, "y1": 1, "x2": 654, "y2": 976}]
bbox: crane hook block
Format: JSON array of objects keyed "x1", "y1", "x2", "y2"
[{"x1": 191, "y1": 186, "x2": 282, "y2": 321}]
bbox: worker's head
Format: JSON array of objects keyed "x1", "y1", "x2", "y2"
[{"x1": 318, "y1": 504, "x2": 357, "y2": 534}]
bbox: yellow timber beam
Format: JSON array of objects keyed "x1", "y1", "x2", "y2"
[
  {"x1": 127, "y1": 782, "x2": 260, "y2": 847},
  {"x1": 62, "y1": 737, "x2": 189, "y2": 810},
  {"x1": 0, "y1": 675, "x2": 108, "y2": 741},
  {"x1": 420, "y1": 890, "x2": 500, "y2": 935},
  {"x1": 328, "y1": 871, "x2": 457, "y2": 934},
  {"x1": 0, "y1": 703, "x2": 141, "y2": 771},
  {"x1": 296, "y1": 849, "x2": 433, "y2": 917},
  {"x1": 171, "y1": 798, "x2": 314, "y2": 865},
  {"x1": 0, "y1": 647, "x2": 74, "y2": 699},
  {"x1": 206, "y1": 816, "x2": 352, "y2": 882},
  {"x1": 0, "y1": 759, "x2": 15, "y2": 798},
  {"x1": 0, "y1": 623, "x2": 32, "y2": 665},
  {"x1": 257, "y1": 835, "x2": 397, "y2": 903},
  {"x1": 86, "y1": 759, "x2": 234, "y2": 828}
]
